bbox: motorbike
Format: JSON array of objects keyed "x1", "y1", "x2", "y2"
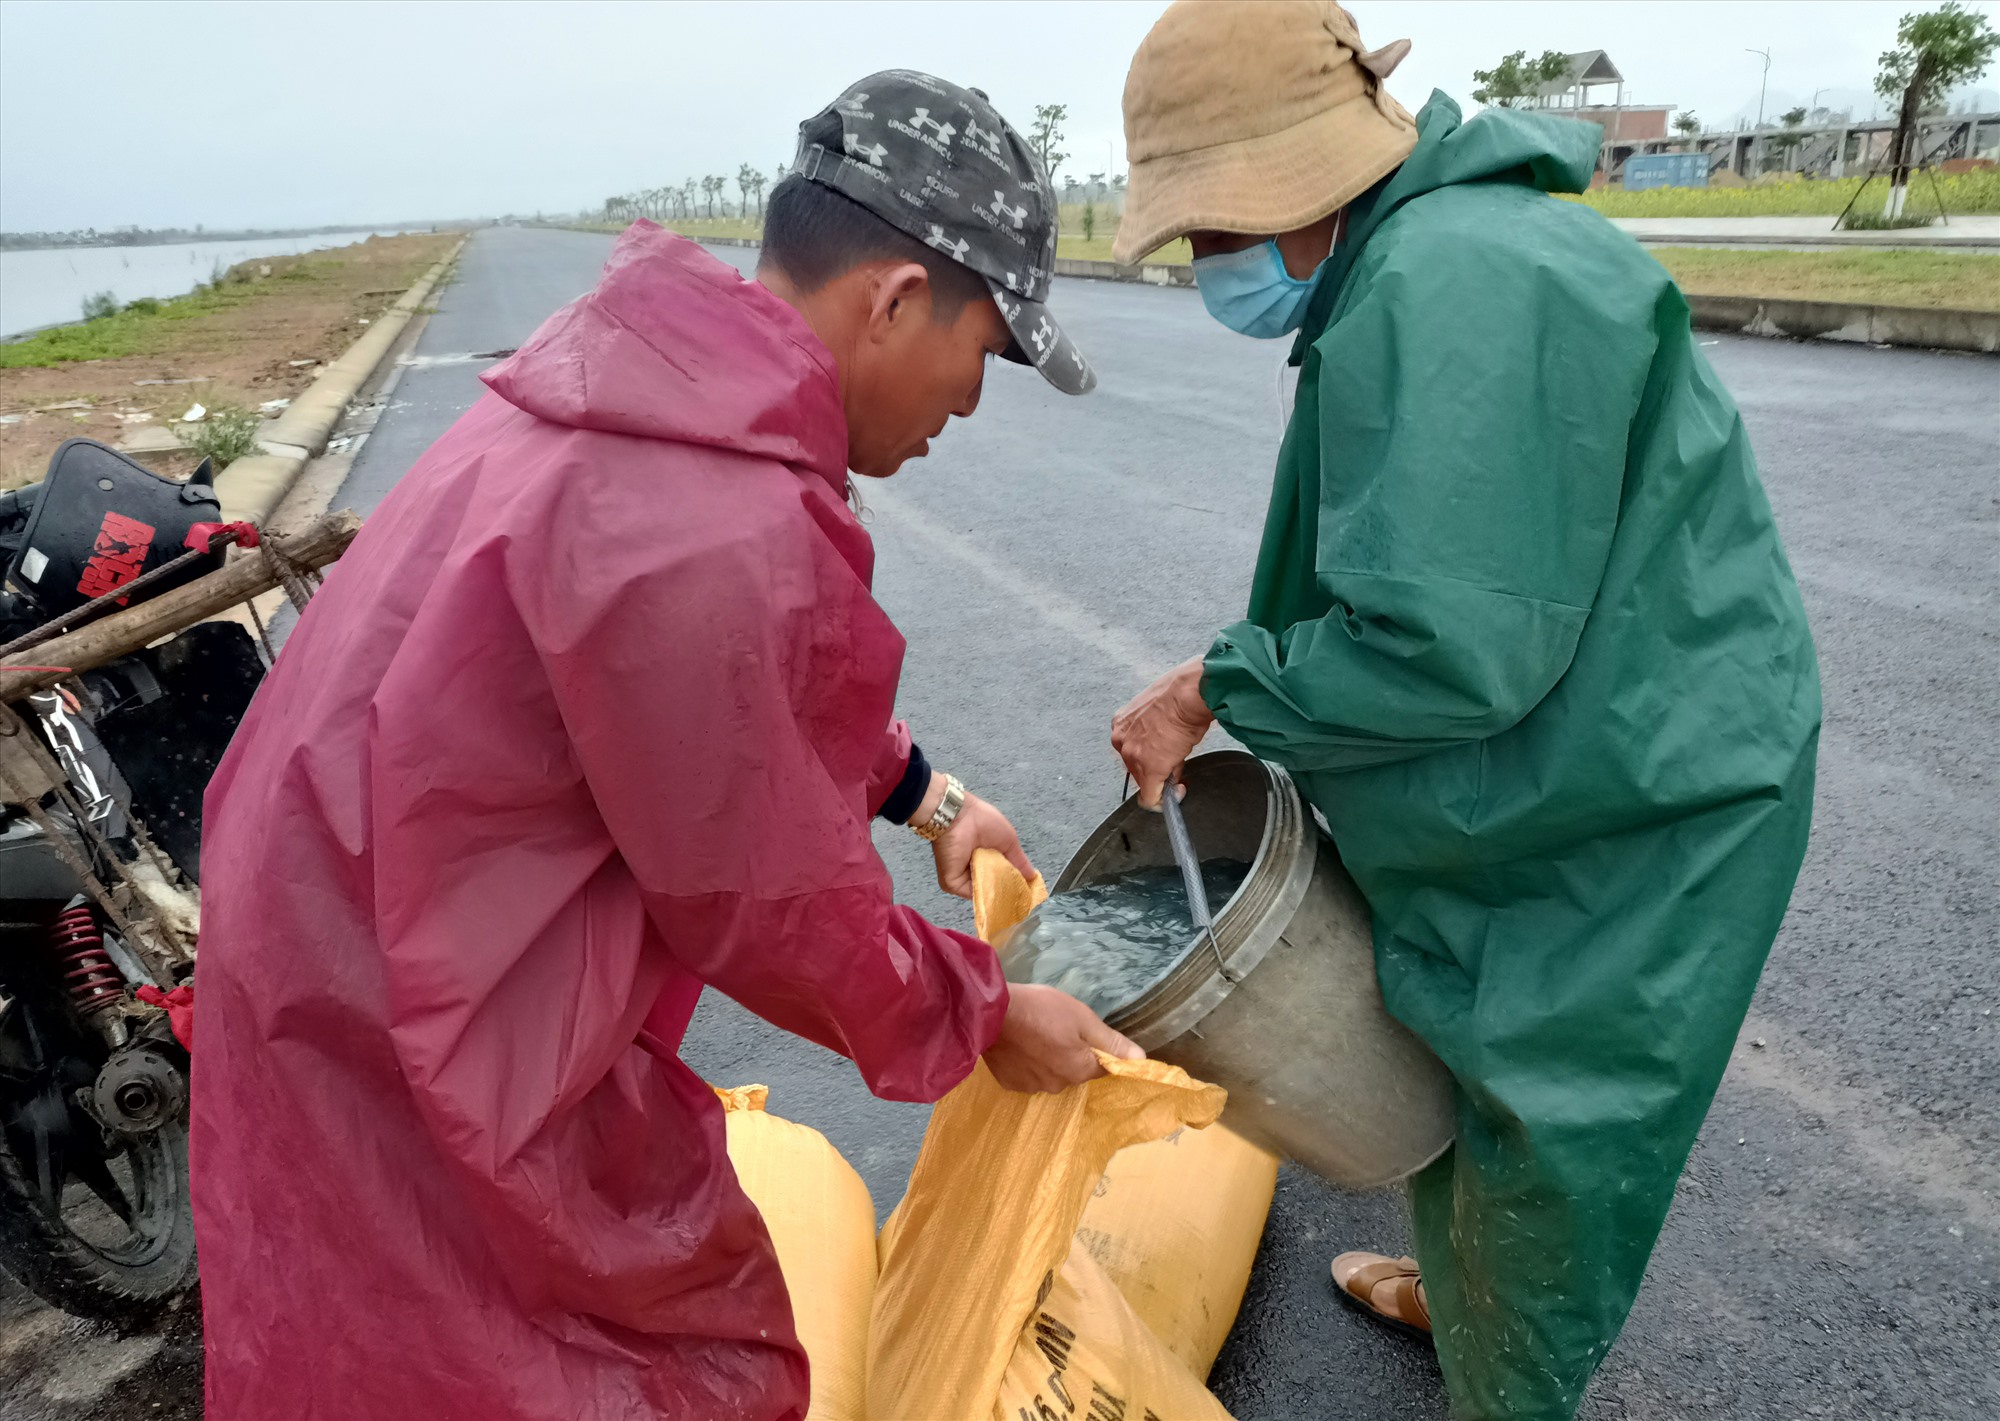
[{"x1": 0, "y1": 439, "x2": 267, "y2": 1321}]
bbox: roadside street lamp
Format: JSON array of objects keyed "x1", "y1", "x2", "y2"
[
  {"x1": 1747, "y1": 48, "x2": 1771, "y2": 130},
  {"x1": 1746, "y1": 48, "x2": 1772, "y2": 177}
]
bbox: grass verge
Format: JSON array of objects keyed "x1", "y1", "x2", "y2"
[
  {"x1": 568, "y1": 217, "x2": 767, "y2": 242},
  {"x1": 1650, "y1": 247, "x2": 2000, "y2": 311},
  {"x1": 2, "y1": 277, "x2": 296, "y2": 368},
  {"x1": 576, "y1": 217, "x2": 2000, "y2": 311},
  {"x1": 1054, "y1": 238, "x2": 2000, "y2": 312},
  {"x1": 1562, "y1": 171, "x2": 2000, "y2": 219},
  {"x1": 587, "y1": 170, "x2": 2000, "y2": 251},
  {"x1": 1055, "y1": 234, "x2": 1192, "y2": 264},
  {"x1": 1, "y1": 232, "x2": 457, "y2": 488}
]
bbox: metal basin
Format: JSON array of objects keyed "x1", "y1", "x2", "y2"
[{"x1": 1003, "y1": 750, "x2": 1455, "y2": 1188}]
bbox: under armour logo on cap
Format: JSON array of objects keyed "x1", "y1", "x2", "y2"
[
  {"x1": 989, "y1": 191, "x2": 1028, "y2": 228},
  {"x1": 925, "y1": 224, "x2": 972, "y2": 261},
  {"x1": 962, "y1": 118, "x2": 1009, "y2": 168},
  {"x1": 844, "y1": 134, "x2": 888, "y2": 167},
  {"x1": 910, "y1": 108, "x2": 956, "y2": 141}
]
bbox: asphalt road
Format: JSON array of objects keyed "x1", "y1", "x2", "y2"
[{"x1": 5, "y1": 224, "x2": 1994, "y2": 1419}]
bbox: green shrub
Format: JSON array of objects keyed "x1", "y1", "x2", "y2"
[
  {"x1": 1838, "y1": 211, "x2": 1940, "y2": 230},
  {"x1": 179, "y1": 405, "x2": 263, "y2": 467},
  {"x1": 80, "y1": 290, "x2": 120, "y2": 321},
  {"x1": 1, "y1": 281, "x2": 247, "y2": 367}
]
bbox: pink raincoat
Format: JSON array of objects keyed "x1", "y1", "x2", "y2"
[{"x1": 192, "y1": 223, "x2": 1009, "y2": 1420}]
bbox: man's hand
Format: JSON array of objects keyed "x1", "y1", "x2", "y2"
[
  {"x1": 915, "y1": 775, "x2": 1035, "y2": 899},
  {"x1": 983, "y1": 983, "x2": 1144, "y2": 1093},
  {"x1": 1111, "y1": 656, "x2": 1215, "y2": 808}
]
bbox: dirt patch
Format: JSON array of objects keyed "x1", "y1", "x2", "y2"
[{"x1": 0, "y1": 233, "x2": 458, "y2": 488}]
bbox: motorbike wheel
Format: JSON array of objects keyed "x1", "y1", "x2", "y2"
[{"x1": 0, "y1": 989, "x2": 196, "y2": 1322}]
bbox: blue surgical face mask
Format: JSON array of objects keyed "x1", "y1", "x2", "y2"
[{"x1": 1192, "y1": 239, "x2": 1326, "y2": 339}]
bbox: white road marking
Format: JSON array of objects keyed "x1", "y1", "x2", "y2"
[
  {"x1": 867, "y1": 486, "x2": 1177, "y2": 685},
  {"x1": 1730, "y1": 1012, "x2": 1997, "y2": 1227}
]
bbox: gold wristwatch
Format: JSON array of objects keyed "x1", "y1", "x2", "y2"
[{"x1": 912, "y1": 773, "x2": 966, "y2": 842}]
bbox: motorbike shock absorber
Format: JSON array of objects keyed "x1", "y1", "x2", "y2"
[{"x1": 51, "y1": 904, "x2": 124, "y2": 1019}]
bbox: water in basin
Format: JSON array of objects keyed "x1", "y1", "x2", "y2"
[{"x1": 997, "y1": 860, "x2": 1253, "y2": 1018}]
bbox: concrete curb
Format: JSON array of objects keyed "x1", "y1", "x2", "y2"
[
  {"x1": 685, "y1": 234, "x2": 1995, "y2": 356},
  {"x1": 1683, "y1": 294, "x2": 1999, "y2": 354},
  {"x1": 1054, "y1": 256, "x2": 1195, "y2": 287},
  {"x1": 214, "y1": 237, "x2": 467, "y2": 525}
]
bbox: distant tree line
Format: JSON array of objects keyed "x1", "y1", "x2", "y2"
[
  {"x1": 601, "y1": 164, "x2": 790, "y2": 226},
  {"x1": 601, "y1": 99, "x2": 1087, "y2": 228}
]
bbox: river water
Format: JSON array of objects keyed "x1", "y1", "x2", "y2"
[{"x1": 0, "y1": 230, "x2": 422, "y2": 339}]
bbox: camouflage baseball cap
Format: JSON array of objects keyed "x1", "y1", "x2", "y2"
[{"x1": 790, "y1": 70, "x2": 1096, "y2": 396}]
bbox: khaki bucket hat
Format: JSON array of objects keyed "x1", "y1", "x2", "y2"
[{"x1": 1114, "y1": 0, "x2": 1418, "y2": 264}]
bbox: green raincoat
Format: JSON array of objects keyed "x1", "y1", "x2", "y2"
[{"x1": 1201, "y1": 95, "x2": 1820, "y2": 1418}]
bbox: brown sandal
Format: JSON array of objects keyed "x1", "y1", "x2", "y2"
[{"x1": 1330, "y1": 1251, "x2": 1432, "y2": 1340}]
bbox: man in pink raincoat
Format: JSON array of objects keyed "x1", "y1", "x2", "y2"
[{"x1": 193, "y1": 73, "x2": 1125, "y2": 1419}]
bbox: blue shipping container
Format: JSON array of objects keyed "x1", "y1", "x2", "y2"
[{"x1": 1624, "y1": 153, "x2": 1710, "y2": 191}]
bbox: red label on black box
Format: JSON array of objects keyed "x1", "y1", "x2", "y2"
[{"x1": 76, "y1": 510, "x2": 155, "y2": 604}]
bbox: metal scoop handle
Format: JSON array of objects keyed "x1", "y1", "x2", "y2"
[
  {"x1": 1160, "y1": 782, "x2": 1237, "y2": 980},
  {"x1": 1159, "y1": 785, "x2": 1211, "y2": 931}
]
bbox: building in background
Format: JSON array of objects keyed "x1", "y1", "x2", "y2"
[
  {"x1": 1526, "y1": 51, "x2": 1675, "y2": 182},
  {"x1": 1519, "y1": 49, "x2": 1995, "y2": 186}
]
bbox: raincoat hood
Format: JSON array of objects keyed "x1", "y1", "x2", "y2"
[
  {"x1": 1296, "y1": 91, "x2": 1599, "y2": 350},
  {"x1": 1388, "y1": 91, "x2": 1597, "y2": 200},
  {"x1": 482, "y1": 221, "x2": 847, "y2": 480}
]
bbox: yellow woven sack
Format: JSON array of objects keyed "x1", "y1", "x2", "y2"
[
  {"x1": 717, "y1": 1084, "x2": 875, "y2": 1421},
  {"x1": 865, "y1": 850, "x2": 1245, "y2": 1420},
  {"x1": 1075, "y1": 1121, "x2": 1279, "y2": 1378},
  {"x1": 969, "y1": 850, "x2": 1047, "y2": 943},
  {"x1": 995, "y1": 1237, "x2": 1230, "y2": 1421},
  {"x1": 868, "y1": 1052, "x2": 1236, "y2": 1420},
  {"x1": 973, "y1": 846, "x2": 1279, "y2": 1377}
]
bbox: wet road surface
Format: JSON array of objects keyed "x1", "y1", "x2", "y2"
[{"x1": 5, "y1": 224, "x2": 1993, "y2": 1418}]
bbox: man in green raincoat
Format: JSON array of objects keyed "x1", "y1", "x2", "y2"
[{"x1": 1107, "y1": 5, "x2": 1821, "y2": 1417}]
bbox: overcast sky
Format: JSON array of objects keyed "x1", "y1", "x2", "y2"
[{"x1": 3, "y1": 0, "x2": 1997, "y2": 233}]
